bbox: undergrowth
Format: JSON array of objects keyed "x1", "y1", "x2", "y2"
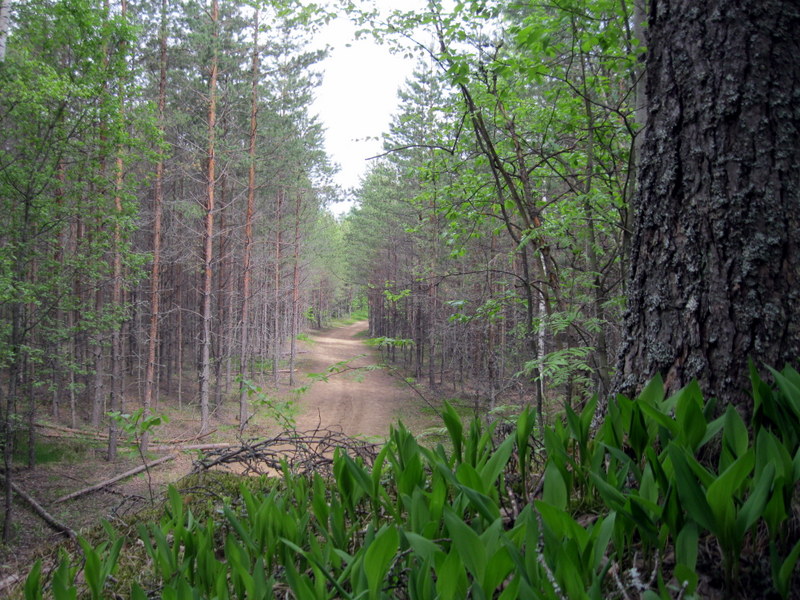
[{"x1": 19, "y1": 365, "x2": 800, "y2": 599}]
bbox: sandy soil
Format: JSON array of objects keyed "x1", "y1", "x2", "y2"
[{"x1": 292, "y1": 320, "x2": 410, "y2": 439}]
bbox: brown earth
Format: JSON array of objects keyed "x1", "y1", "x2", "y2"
[
  {"x1": 0, "y1": 320, "x2": 423, "y2": 591},
  {"x1": 292, "y1": 320, "x2": 415, "y2": 439}
]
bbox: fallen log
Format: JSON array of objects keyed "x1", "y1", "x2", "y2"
[
  {"x1": 2, "y1": 476, "x2": 76, "y2": 539},
  {"x1": 54, "y1": 453, "x2": 178, "y2": 504}
]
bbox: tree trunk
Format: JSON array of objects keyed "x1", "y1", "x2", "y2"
[
  {"x1": 107, "y1": 0, "x2": 128, "y2": 462},
  {"x1": 142, "y1": 0, "x2": 167, "y2": 454},
  {"x1": 0, "y1": 0, "x2": 10, "y2": 63},
  {"x1": 273, "y1": 190, "x2": 283, "y2": 384},
  {"x1": 239, "y1": 9, "x2": 259, "y2": 428},
  {"x1": 289, "y1": 193, "x2": 302, "y2": 387},
  {"x1": 615, "y1": 0, "x2": 800, "y2": 417},
  {"x1": 199, "y1": 0, "x2": 219, "y2": 433}
]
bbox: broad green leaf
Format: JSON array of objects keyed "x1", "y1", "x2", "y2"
[
  {"x1": 768, "y1": 366, "x2": 800, "y2": 419},
  {"x1": 364, "y1": 525, "x2": 399, "y2": 600},
  {"x1": 675, "y1": 382, "x2": 707, "y2": 450},
  {"x1": 588, "y1": 472, "x2": 625, "y2": 511},
  {"x1": 668, "y1": 445, "x2": 715, "y2": 532},
  {"x1": 638, "y1": 401, "x2": 679, "y2": 439},
  {"x1": 435, "y1": 549, "x2": 468, "y2": 600},
  {"x1": 404, "y1": 531, "x2": 444, "y2": 563},
  {"x1": 24, "y1": 561, "x2": 42, "y2": 600},
  {"x1": 638, "y1": 374, "x2": 665, "y2": 407},
  {"x1": 776, "y1": 538, "x2": 800, "y2": 598},
  {"x1": 479, "y1": 434, "x2": 514, "y2": 486},
  {"x1": 542, "y1": 462, "x2": 568, "y2": 510},
  {"x1": 675, "y1": 521, "x2": 699, "y2": 570},
  {"x1": 706, "y1": 449, "x2": 755, "y2": 530},
  {"x1": 736, "y1": 462, "x2": 775, "y2": 535},
  {"x1": 441, "y1": 401, "x2": 464, "y2": 463},
  {"x1": 722, "y1": 405, "x2": 749, "y2": 461},
  {"x1": 444, "y1": 509, "x2": 487, "y2": 582}
]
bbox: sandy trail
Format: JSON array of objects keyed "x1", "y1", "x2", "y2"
[{"x1": 291, "y1": 321, "x2": 410, "y2": 439}]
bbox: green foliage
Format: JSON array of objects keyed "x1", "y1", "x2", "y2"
[
  {"x1": 108, "y1": 409, "x2": 168, "y2": 448},
  {"x1": 21, "y1": 366, "x2": 800, "y2": 599},
  {"x1": 239, "y1": 378, "x2": 298, "y2": 431}
]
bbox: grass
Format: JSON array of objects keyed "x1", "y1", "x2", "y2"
[{"x1": 13, "y1": 438, "x2": 89, "y2": 465}]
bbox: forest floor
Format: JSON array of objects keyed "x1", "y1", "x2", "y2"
[{"x1": 0, "y1": 320, "x2": 434, "y2": 590}]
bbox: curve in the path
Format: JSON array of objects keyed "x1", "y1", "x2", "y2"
[{"x1": 292, "y1": 321, "x2": 411, "y2": 439}]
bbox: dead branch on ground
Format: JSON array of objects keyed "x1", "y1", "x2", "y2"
[
  {"x1": 54, "y1": 453, "x2": 178, "y2": 503},
  {"x1": 2, "y1": 476, "x2": 76, "y2": 539},
  {"x1": 192, "y1": 427, "x2": 379, "y2": 478}
]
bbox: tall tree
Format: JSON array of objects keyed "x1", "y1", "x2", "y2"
[
  {"x1": 141, "y1": 0, "x2": 168, "y2": 453},
  {"x1": 238, "y1": 6, "x2": 259, "y2": 428},
  {"x1": 615, "y1": 0, "x2": 800, "y2": 415},
  {"x1": 0, "y1": 0, "x2": 141, "y2": 541},
  {"x1": 199, "y1": 0, "x2": 219, "y2": 434}
]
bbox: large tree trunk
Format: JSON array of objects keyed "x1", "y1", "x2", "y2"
[{"x1": 615, "y1": 0, "x2": 800, "y2": 417}]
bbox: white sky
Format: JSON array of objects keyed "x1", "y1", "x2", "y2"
[{"x1": 310, "y1": 3, "x2": 424, "y2": 214}]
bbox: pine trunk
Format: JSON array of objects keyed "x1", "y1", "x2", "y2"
[
  {"x1": 142, "y1": 0, "x2": 167, "y2": 453},
  {"x1": 199, "y1": 0, "x2": 219, "y2": 433},
  {"x1": 615, "y1": 0, "x2": 800, "y2": 416},
  {"x1": 239, "y1": 9, "x2": 259, "y2": 428}
]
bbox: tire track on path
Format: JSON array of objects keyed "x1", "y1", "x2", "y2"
[{"x1": 292, "y1": 321, "x2": 412, "y2": 439}]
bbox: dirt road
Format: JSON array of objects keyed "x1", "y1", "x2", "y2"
[{"x1": 291, "y1": 321, "x2": 412, "y2": 439}]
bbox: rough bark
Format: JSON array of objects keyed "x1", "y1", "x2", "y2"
[{"x1": 615, "y1": 0, "x2": 800, "y2": 416}]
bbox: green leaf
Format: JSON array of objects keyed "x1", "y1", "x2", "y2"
[
  {"x1": 479, "y1": 434, "x2": 514, "y2": 486},
  {"x1": 668, "y1": 445, "x2": 715, "y2": 532},
  {"x1": 673, "y1": 564, "x2": 698, "y2": 596},
  {"x1": 675, "y1": 382, "x2": 707, "y2": 450},
  {"x1": 436, "y1": 549, "x2": 468, "y2": 600},
  {"x1": 776, "y1": 538, "x2": 800, "y2": 598},
  {"x1": 24, "y1": 560, "x2": 42, "y2": 600},
  {"x1": 404, "y1": 532, "x2": 444, "y2": 563},
  {"x1": 444, "y1": 509, "x2": 486, "y2": 582},
  {"x1": 364, "y1": 525, "x2": 399, "y2": 600},
  {"x1": 638, "y1": 374, "x2": 665, "y2": 407},
  {"x1": 675, "y1": 521, "x2": 699, "y2": 570},
  {"x1": 542, "y1": 462, "x2": 568, "y2": 510},
  {"x1": 736, "y1": 462, "x2": 775, "y2": 535},
  {"x1": 638, "y1": 401, "x2": 679, "y2": 439},
  {"x1": 588, "y1": 472, "x2": 625, "y2": 511},
  {"x1": 722, "y1": 405, "x2": 749, "y2": 462},
  {"x1": 767, "y1": 366, "x2": 800, "y2": 419},
  {"x1": 442, "y1": 401, "x2": 464, "y2": 463}
]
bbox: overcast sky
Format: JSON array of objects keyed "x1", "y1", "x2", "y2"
[{"x1": 309, "y1": 3, "x2": 424, "y2": 214}]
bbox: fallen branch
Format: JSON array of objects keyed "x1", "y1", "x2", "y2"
[
  {"x1": 192, "y1": 428, "x2": 379, "y2": 478},
  {"x1": 54, "y1": 453, "x2": 178, "y2": 504},
  {"x1": 2, "y1": 476, "x2": 76, "y2": 539},
  {"x1": 150, "y1": 443, "x2": 234, "y2": 452},
  {"x1": 35, "y1": 423, "x2": 108, "y2": 440},
  {"x1": 157, "y1": 429, "x2": 217, "y2": 446}
]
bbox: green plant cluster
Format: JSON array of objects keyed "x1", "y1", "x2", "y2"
[
  {"x1": 540, "y1": 364, "x2": 800, "y2": 598},
  {"x1": 22, "y1": 367, "x2": 800, "y2": 599}
]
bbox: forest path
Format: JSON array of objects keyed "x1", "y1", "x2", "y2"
[{"x1": 291, "y1": 321, "x2": 410, "y2": 439}]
